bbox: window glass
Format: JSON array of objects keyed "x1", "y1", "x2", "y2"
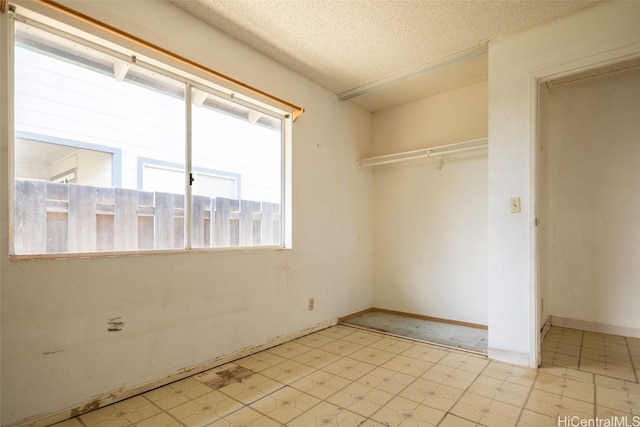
[
  {"x1": 191, "y1": 88, "x2": 282, "y2": 248},
  {"x1": 11, "y1": 19, "x2": 287, "y2": 255},
  {"x1": 14, "y1": 21, "x2": 185, "y2": 254}
]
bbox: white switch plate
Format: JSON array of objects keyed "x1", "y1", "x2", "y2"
[{"x1": 510, "y1": 197, "x2": 521, "y2": 213}]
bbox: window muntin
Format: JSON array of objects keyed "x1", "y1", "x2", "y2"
[{"x1": 11, "y1": 18, "x2": 287, "y2": 255}]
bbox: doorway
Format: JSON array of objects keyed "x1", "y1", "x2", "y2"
[{"x1": 537, "y1": 59, "x2": 640, "y2": 347}]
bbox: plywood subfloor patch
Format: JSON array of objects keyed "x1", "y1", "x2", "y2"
[{"x1": 341, "y1": 310, "x2": 488, "y2": 354}]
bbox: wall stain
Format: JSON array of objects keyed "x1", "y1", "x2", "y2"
[{"x1": 107, "y1": 317, "x2": 125, "y2": 332}]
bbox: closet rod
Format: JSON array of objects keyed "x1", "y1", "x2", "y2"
[{"x1": 357, "y1": 137, "x2": 487, "y2": 168}]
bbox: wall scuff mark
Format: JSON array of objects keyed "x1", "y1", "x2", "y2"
[{"x1": 107, "y1": 317, "x2": 125, "y2": 332}]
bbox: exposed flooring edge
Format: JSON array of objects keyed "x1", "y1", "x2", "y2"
[
  {"x1": 340, "y1": 322, "x2": 488, "y2": 357},
  {"x1": 340, "y1": 307, "x2": 487, "y2": 330}
]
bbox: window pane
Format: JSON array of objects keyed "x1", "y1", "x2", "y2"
[
  {"x1": 13, "y1": 22, "x2": 186, "y2": 254},
  {"x1": 191, "y1": 88, "x2": 282, "y2": 248}
]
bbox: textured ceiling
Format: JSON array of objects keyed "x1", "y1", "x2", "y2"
[{"x1": 169, "y1": 0, "x2": 599, "y2": 112}]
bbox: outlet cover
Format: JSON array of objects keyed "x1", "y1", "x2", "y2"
[{"x1": 510, "y1": 197, "x2": 521, "y2": 213}]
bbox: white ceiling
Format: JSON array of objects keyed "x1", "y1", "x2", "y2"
[{"x1": 169, "y1": 0, "x2": 599, "y2": 112}]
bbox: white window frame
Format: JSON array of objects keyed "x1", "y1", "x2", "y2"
[{"x1": 5, "y1": 5, "x2": 294, "y2": 258}]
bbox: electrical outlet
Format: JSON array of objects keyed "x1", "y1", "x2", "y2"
[
  {"x1": 308, "y1": 298, "x2": 314, "y2": 311},
  {"x1": 510, "y1": 197, "x2": 521, "y2": 213}
]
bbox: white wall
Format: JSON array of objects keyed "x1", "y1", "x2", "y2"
[
  {"x1": 0, "y1": 2, "x2": 373, "y2": 426},
  {"x1": 539, "y1": 70, "x2": 640, "y2": 334},
  {"x1": 372, "y1": 82, "x2": 488, "y2": 325},
  {"x1": 488, "y1": 1, "x2": 640, "y2": 366}
]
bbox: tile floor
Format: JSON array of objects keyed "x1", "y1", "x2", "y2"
[{"x1": 51, "y1": 325, "x2": 640, "y2": 427}]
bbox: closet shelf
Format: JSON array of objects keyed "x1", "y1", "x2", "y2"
[{"x1": 357, "y1": 137, "x2": 488, "y2": 168}]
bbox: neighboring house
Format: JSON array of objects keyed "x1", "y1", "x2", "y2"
[{"x1": 14, "y1": 23, "x2": 282, "y2": 204}]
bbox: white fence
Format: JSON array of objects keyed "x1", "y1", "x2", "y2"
[{"x1": 14, "y1": 179, "x2": 281, "y2": 254}]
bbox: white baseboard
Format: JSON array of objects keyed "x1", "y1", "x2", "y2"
[
  {"x1": 488, "y1": 347, "x2": 532, "y2": 368},
  {"x1": 13, "y1": 319, "x2": 337, "y2": 427},
  {"x1": 551, "y1": 316, "x2": 640, "y2": 339}
]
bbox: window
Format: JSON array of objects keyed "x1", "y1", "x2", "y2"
[
  {"x1": 138, "y1": 158, "x2": 241, "y2": 199},
  {"x1": 10, "y1": 13, "x2": 291, "y2": 255}
]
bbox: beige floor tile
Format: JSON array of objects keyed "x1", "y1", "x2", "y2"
[
  {"x1": 80, "y1": 410, "x2": 133, "y2": 427},
  {"x1": 80, "y1": 396, "x2": 160, "y2": 426},
  {"x1": 401, "y1": 343, "x2": 448, "y2": 363},
  {"x1": 438, "y1": 413, "x2": 481, "y2": 426},
  {"x1": 340, "y1": 329, "x2": 385, "y2": 346},
  {"x1": 168, "y1": 404, "x2": 222, "y2": 426},
  {"x1": 482, "y1": 361, "x2": 537, "y2": 387},
  {"x1": 316, "y1": 325, "x2": 357, "y2": 339},
  {"x1": 49, "y1": 418, "x2": 84, "y2": 427},
  {"x1": 265, "y1": 341, "x2": 314, "y2": 359},
  {"x1": 133, "y1": 412, "x2": 181, "y2": 427},
  {"x1": 259, "y1": 359, "x2": 316, "y2": 385},
  {"x1": 290, "y1": 368, "x2": 351, "y2": 399},
  {"x1": 292, "y1": 347, "x2": 342, "y2": 369},
  {"x1": 358, "y1": 420, "x2": 390, "y2": 427},
  {"x1": 596, "y1": 405, "x2": 635, "y2": 418},
  {"x1": 326, "y1": 381, "x2": 394, "y2": 417},
  {"x1": 370, "y1": 395, "x2": 445, "y2": 426},
  {"x1": 468, "y1": 374, "x2": 532, "y2": 406},
  {"x1": 555, "y1": 343, "x2": 582, "y2": 357},
  {"x1": 580, "y1": 358, "x2": 636, "y2": 381},
  {"x1": 542, "y1": 351, "x2": 579, "y2": 370},
  {"x1": 538, "y1": 364, "x2": 594, "y2": 383},
  {"x1": 320, "y1": 339, "x2": 366, "y2": 357},
  {"x1": 581, "y1": 348, "x2": 632, "y2": 365},
  {"x1": 368, "y1": 336, "x2": 414, "y2": 354},
  {"x1": 595, "y1": 375, "x2": 640, "y2": 394},
  {"x1": 356, "y1": 366, "x2": 416, "y2": 394},
  {"x1": 217, "y1": 373, "x2": 284, "y2": 404},
  {"x1": 583, "y1": 331, "x2": 626, "y2": 344},
  {"x1": 168, "y1": 390, "x2": 243, "y2": 426},
  {"x1": 206, "y1": 406, "x2": 280, "y2": 427},
  {"x1": 439, "y1": 352, "x2": 489, "y2": 374},
  {"x1": 292, "y1": 332, "x2": 336, "y2": 348},
  {"x1": 524, "y1": 389, "x2": 594, "y2": 419},
  {"x1": 287, "y1": 401, "x2": 367, "y2": 427},
  {"x1": 450, "y1": 391, "x2": 521, "y2": 426},
  {"x1": 234, "y1": 352, "x2": 287, "y2": 373},
  {"x1": 534, "y1": 372, "x2": 595, "y2": 403},
  {"x1": 420, "y1": 363, "x2": 478, "y2": 390},
  {"x1": 399, "y1": 377, "x2": 464, "y2": 411},
  {"x1": 349, "y1": 347, "x2": 398, "y2": 366},
  {"x1": 381, "y1": 354, "x2": 434, "y2": 378},
  {"x1": 596, "y1": 383, "x2": 640, "y2": 414},
  {"x1": 517, "y1": 409, "x2": 558, "y2": 426},
  {"x1": 248, "y1": 386, "x2": 320, "y2": 424},
  {"x1": 321, "y1": 356, "x2": 377, "y2": 381},
  {"x1": 144, "y1": 378, "x2": 212, "y2": 410}
]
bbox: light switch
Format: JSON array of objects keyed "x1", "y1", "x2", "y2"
[{"x1": 510, "y1": 197, "x2": 521, "y2": 213}]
